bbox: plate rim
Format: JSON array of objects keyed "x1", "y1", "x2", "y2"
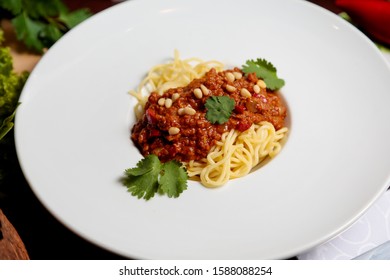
[{"x1": 14, "y1": 0, "x2": 390, "y2": 259}]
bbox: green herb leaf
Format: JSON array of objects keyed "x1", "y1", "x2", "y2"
[
  {"x1": 20, "y1": 0, "x2": 61, "y2": 19},
  {"x1": 0, "y1": 46, "x2": 13, "y2": 76},
  {"x1": 0, "y1": 106, "x2": 18, "y2": 141},
  {"x1": 1, "y1": 0, "x2": 91, "y2": 53},
  {"x1": 38, "y1": 24, "x2": 63, "y2": 47},
  {"x1": 124, "y1": 154, "x2": 162, "y2": 200},
  {"x1": 0, "y1": 0, "x2": 23, "y2": 15},
  {"x1": 159, "y1": 160, "x2": 188, "y2": 198},
  {"x1": 0, "y1": 31, "x2": 28, "y2": 141},
  {"x1": 12, "y1": 12, "x2": 45, "y2": 52},
  {"x1": 242, "y1": 58, "x2": 285, "y2": 91},
  {"x1": 123, "y1": 154, "x2": 188, "y2": 200},
  {"x1": 59, "y1": 9, "x2": 91, "y2": 29},
  {"x1": 205, "y1": 96, "x2": 235, "y2": 124}
]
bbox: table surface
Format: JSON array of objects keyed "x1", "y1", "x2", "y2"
[{"x1": 0, "y1": 0, "x2": 366, "y2": 260}]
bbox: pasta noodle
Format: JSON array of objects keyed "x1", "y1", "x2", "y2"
[
  {"x1": 185, "y1": 122, "x2": 288, "y2": 187},
  {"x1": 129, "y1": 50, "x2": 224, "y2": 119},
  {"x1": 130, "y1": 51, "x2": 288, "y2": 188}
]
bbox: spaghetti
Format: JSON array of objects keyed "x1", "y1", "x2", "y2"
[
  {"x1": 129, "y1": 50, "x2": 224, "y2": 119},
  {"x1": 185, "y1": 122, "x2": 288, "y2": 187},
  {"x1": 130, "y1": 51, "x2": 288, "y2": 187}
]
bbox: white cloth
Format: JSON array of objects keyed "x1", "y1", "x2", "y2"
[{"x1": 298, "y1": 191, "x2": 390, "y2": 259}]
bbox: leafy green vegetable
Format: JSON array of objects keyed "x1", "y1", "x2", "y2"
[
  {"x1": 0, "y1": 103, "x2": 19, "y2": 140},
  {"x1": 0, "y1": 29, "x2": 27, "y2": 194},
  {"x1": 242, "y1": 58, "x2": 285, "y2": 91},
  {"x1": 160, "y1": 160, "x2": 188, "y2": 198},
  {"x1": 0, "y1": 30, "x2": 28, "y2": 141},
  {"x1": 0, "y1": 0, "x2": 91, "y2": 53},
  {"x1": 123, "y1": 154, "x2": 188, "y2": 200},
  {"x1": 205, "y1": 96, "x2": 235, "y2": 124},
  {"x1": 124, "y1": 154, "x2": 162, "y2": 200},
  {"x1": 11, "y1": 12, "x2": 45, "y2": 52}
]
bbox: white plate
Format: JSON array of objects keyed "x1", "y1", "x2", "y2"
[{"x1": 15, "y1": 0, "x2": 390, "y2": 259}]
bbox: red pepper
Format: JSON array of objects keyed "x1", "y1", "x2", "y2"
[
  {"x1": 145, "y1": 108, "x2": 157, "y2": 124},
  {"x1": 236, "y1": 121, "x2": 252, "y2": 132},
  {"x1": 335, "y1": 0, "x2": 390, "y2": 45},
  {"x1": 149, "y1": 128, "x2": 161, "y2": 137},
  {"x1": 234, "y1": 104, "x2": 246, "y2": 114}
]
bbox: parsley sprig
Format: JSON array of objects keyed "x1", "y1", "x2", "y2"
[
  {"x1": 242, "y1": 58, "x2": 285, "y2": 91},
  {"x1": 123, "y1": 154, "x2": 188, "y2": 200},
  {"x1": 0, "y1": 0, "x2": 91, "y2": 53},
  {"x1": 205, "y1": 96, "x2": 235, "y2": 124}
]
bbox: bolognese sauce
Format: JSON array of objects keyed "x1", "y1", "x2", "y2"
[{"x1": 131, "y1": 68, "x2": 287, "y2": 163}]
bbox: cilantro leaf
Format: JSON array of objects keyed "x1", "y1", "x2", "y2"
[
  {"x1": 12, "y1": 12, "x2": 45, "y2": 52},
  {"x1": 205, "y1": 96, "x2": 235, "y2": 124},
  {"x1": 159, "y1": 160, "x2": 188, "y2": 198},
  {"x1": 124, "y1": 154, "x2": 162, "y2": 200},
  {"x1": 1, "y1": 0, "x2": 91, "y2": 53},
  {"x1": 123, "y1": 154, "x2": 189, "y2": 200},
  {"x1": 242, "y1": 58, "x2": 285, "y2": 91},
  {"x1": 0, "y1": 0, "x2": 22, "y2": 14},
  {"x1": 19, "y1": 0, "x2": 62, "y2": 19},
  {"x1": 59, "y1": 9, "x2": 91, "y2": 29},
  {"x1": 38, "y1": 24, "x2": 63, "y2": 47}
]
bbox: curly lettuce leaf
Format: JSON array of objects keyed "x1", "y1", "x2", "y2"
[{"x1": 0, "y1": 30, "x2": 28, "y2": 141}]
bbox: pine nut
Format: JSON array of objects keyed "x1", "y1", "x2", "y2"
[
  {"x1": 158, "y1": 98, "x2": 166, "y2": 106},
  {"x1": 226, "y1": 84, "x2": 236, "y2": 92},
  {"x1": 169, "y1": 127, "x2": 180, "y2": 135},
  {"x1": 200, "y1": 84, "x2": 209, "y2": 95},
  {"x1": 172, "y1": 93, "x2": 180, "y2": 102},
  {"x1": 165, "y1": 98, "x2": 173, "y2": 108},
  {"x1": 240, "y1": 88, "x2": 251, "y2": 98},
  {"x1": 178, "y1": 108, "x2": 185, "y2": 115},
  {"x1": 184, "y1": 107, "x2": 196, "y2": 115},
  {"x1": 226, "y1": 72, "x2": 235, "y2": 83},
  {"x1": 257, "y1": 80, "x2": 267, "y2": 89},
  {"x1": 233, "y1": 71, "x2": 242, "y2": 79},
  {"x1": 193, "y1": 88, "x2": 203, "y2": 99},
  {"x1": 253, "y1": 84, "x2": 261, "y2": 94}
]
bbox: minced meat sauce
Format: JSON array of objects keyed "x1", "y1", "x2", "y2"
[{"x1": 131, "y1": 68, "x2": 287, "y2": 163}]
